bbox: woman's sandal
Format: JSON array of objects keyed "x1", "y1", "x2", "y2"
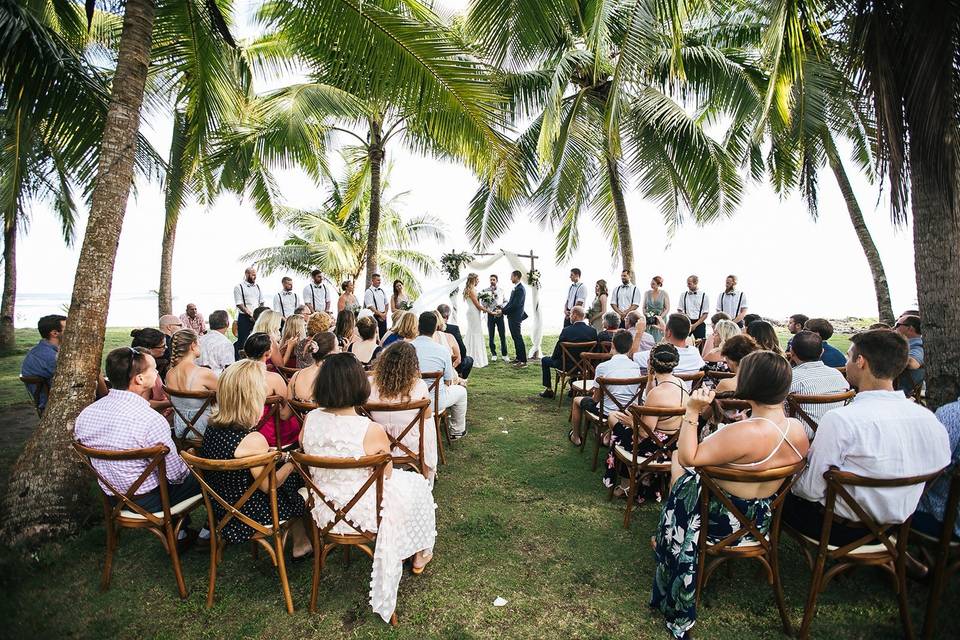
[
  {"x1": 411, "y1": 552, "x2": 433, "y2": 575},
  {"x1": 567, "y1": 429, "x2": 580, "y2": 446}
]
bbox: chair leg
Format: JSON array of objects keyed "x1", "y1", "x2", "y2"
[
  {"x1": 435, "y1": 416, "x2": 446, "y2": 465},
  {"x1": 922, "y1": 552, "x2": 949, "y2": 640},
  {"x1": 770, "y1": 545, "x2": 793, "y2": 635},
  {"x1": 592, "y1": 428, "x2": 603, "y2": 471},
  {"x1": 895, "y1": 555, "x2": 916, "y2": 640},
  {"x1": 206, "y1": 538, "x2": 220, "y2": 608},
  {"x1": 608, "y1": 461, "x2": 620, "y2": 502},
  {"x1": 798, "y1": 551, "x2": 829, "y2": 639},
  {"x1": 309, "y1": 524, "x2": 322, "y2": 612},
  {"x1": 345, "y1": 545, "x2": 352, "y2": 567},
  {"x1": 623, "y1": 466, "x2": 637, "y2": 529},
  {"x1": 165, "y1": 522, "x2": 188, "y2": 599},
  {"x1": 274, "y1": 533, "x2": 294, "y2": 614},
  {"x1": 100, "y1": 520, "x2": 117, "y2": 591}
]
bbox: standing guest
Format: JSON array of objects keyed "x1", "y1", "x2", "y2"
[
  {"x1": 894, "y1": 314, "x2": 924, "y2": 394},
  {"x1": 611, "y1": 270, "x2": 640, "y2": 328},
  {"x1": 438, "y1": 303, "x2": 476, "y2": 378},
  {"x1": 347, "y1": 316, "x2": 382, "y2": 368},
  {"x1": 716, "y1": 274, "x2": 749, "y2": 326},
  {"x1": 788, "y1": 331, "x2": 851, "y2": 438},
  {"x1": 300, "y1": 354, "x2": 436, "y2": 623},
  {"x1": 746, "y1": 320, "x2": 785, "y2": 358},
  {"x1": 677, "y1": 276, "x2": 710, "y2": 342},
  {"x1": 412, "y1": 312, "x2": 468, "y2": 438},
  {"x1": 915, "y1": 395, "x2": 960, "y2": 540},
  {"x1": 243, "y1": 333, "x2": 297, "y2": 447},
  {"x1": 159, "y1": 314, "x2": 182, "y2": 364},
  {"x1": 501, "y1": 270, "x2": 528, "y2": 366},
  {"x1": 295, "y1": 312, "x2": 333, "y2": 368},
  {"x1": 233, "y1": 267, "x2": 263, "y2": 358},
  {"x1": 597, "y1": 312, "x2": 622, "y2": 344},
  {"x1": 278, "y1": 315, "x2": 306, "y2": 368},
  {"x1": 570, "y1": 330, "x2": 641, "y2": 446},
  {"x1": 784, "y1": 313, "x2": 809, "y2": 354},
  {"x1": 272, "y1": 277, "x2": 300, "y2": 319},
  {"x1": 21, "y1": 314, "x2": 66, "y2": 410},
  {"x1": 628, "y1": 314, "x2": 705, "y2": 387},
  {"x1": 303, "y1": 269, "x2": 331, "y2": 314},
  {"x1": 483, "y1": 274, "x2": 508, "y2": 362},
  {"x1": 337, "y1": 280, "x2": 360, "y2": 315},
  {"x1": 538, "y1": 306, "x2": 597, "y2": 398},
  {"x1": 334, "y1": 309, "x2": 359, "y2": 350},
  {"x1": 198, "y1": 310, "x2": 235, "y2": 375},
  {"x1": 563, "y1": 268, "x2": 588, "y2": 327},
  {"x1": 75, "y1": 346, "x2": 202, "y2": 517},
  {"x1": 287, "y1": 333, "x2": 339, "y2": 404},
  {"x1": 131, "y1": 328, "x2": 172, "y2": 412},
  {"x1": 804, "y1": 318, "x2": 846, "y2": 367},
  {"x1": 642, "y1": 276, "x2": 670, "y2": 342},
  {"x1": 785, "y1": 329, "x2": 950, "y2": 546},
  {"x1": 165, "y1": 329, "x2": 218, "y2": 438},
  {"x1": 391, "y1": 279, "x2": 410, "y2": 312},
  {"x1": 382, "y1": 311, "x2": 417, "y2": 348},
  {"x1": 586, "y1": 280, "x2": 609, "y2": 331},
  {"x1": 364, "y1": 273, "x2": 389, "y2": 339},
  {"x1": 713, "y1": 334, "x2": 760, "y2": 394},
  {"x1": 179, "y1": 304, "x2": 206, "y2": 336},
  {"x1": 702, "y1": 319, "x2": 741, "y2": 367},
  {"x1": 460, "y1": 274, "x2": 488, "y2": 369}
]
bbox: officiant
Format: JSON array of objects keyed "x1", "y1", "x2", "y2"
[{"x1": 482, "y1": 274, "x2": 508, "y2": 362}]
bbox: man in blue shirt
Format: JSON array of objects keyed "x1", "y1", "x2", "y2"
[
  {"x1": 915, "y1": 396, "x2": 960, "y2": 541},
  {"x1": 412, "y1": 312, "x2": 468, "y2": 438},
  {"x1": 894, "y1": 315, "x2": 924, "y2": 394},
  {"x1": 804, "y1": 318, "x2": 847, "y2": 367},
  {"x1": 21, "y1": 314, "x2": 67, "y2": 410}
]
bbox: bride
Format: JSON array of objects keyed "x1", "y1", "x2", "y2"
[{"x1": 463, "y1": 273, "x2": 489, "y2": 369}]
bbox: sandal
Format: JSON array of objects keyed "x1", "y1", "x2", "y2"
[
  {"x1": 411, "y1": 551, "x2": 433, "y2": 575},
  {"x1": 567, "y1": 429, "x2": 581, "y2": 446}
]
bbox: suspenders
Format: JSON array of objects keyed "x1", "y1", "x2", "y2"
[
  {"x1": 239, "y1": 283, "x2": 261, "y2": 310},
  {"x1": 683, "y1": 292, "x2": 706, "y2": 318},
  {"x1": 310, "y1": 284, "x2": 325, "y2": 310}
]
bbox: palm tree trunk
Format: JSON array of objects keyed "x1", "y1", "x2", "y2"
[
  {"x1": 364, "y1": 119, "x2": 383, "y2": 287},
  {"x1": 158, "y1": 219, "x2": 176, "y2": 316},
  {"x1": 826, "y1": 154, "x2": 895, "y2": 325},
  {"x1": 0, "y1": 0, "x2": 157, "y2": 546},
  {"x1": 606, "y1": 155, "x2": 634, "y2": 278},
  {"x1": 0, "y1": 219, "x2": 17, "y2": 354}
]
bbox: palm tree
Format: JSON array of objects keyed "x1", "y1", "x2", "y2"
[
  {"x1": 244, "y1": 154, "x2": 445, "y2": 296},
  {"x1": 464, "y1": 0, "x2": 743, "y2": 275}
]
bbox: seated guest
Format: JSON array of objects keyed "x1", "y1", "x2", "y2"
[
  {"x1": 252, "y1": 309, "x2": 284, "y2": 368},
  {"x1": 382, "y1": 311, "x2": 417, "y2": 348},
  {"x1": 159, "y1": 314, "x2": 183, "y2": 364},
  {"x1": 131, "y1": 327, "x2": 172, "y2": 412},
  {"x1": 412, "y1": 312, "x2": 468, "y2": 438},
  {"x1": 570, "y1": 330, "x2": 642, "y2": 446},
  {"x1": 75, "y1": 346, "x2": 202, "y2": 518},
  {"x1": 702, "y1": 319, "x2": 740, "y2": 366},
  {"x1": 785, "y1": 329, "x2": 950, "y2": 546},
  {"x1": 713, "y1": 334, "x2": 759, "y2": 393},
  {"x1": 788, "y1": 331, "x2": 851, "y2": 438},
  {"x1": 21, "y1": 313, "x2": 67, "y2": 410},
  {"x1": 295, "y1": 312, "x2": 333, "y2": 368},
  {"x1": 198, "y1": 309, "x2": 235, "y2": 375},
  {"x1": 741, "y1": 313, "x2": 761, "y2": 329},
  {"x1": 431, "y1": 311, "x2": 462, "y2": 368},
  {"x1": 294, "y1": 305, "x2": 311, "y2": 323},
  {"x1": 652, "y1": 352, "x2": 809, "y2": 639},
  {"x1": 368, "y1": 342, "x2": 438, "y2": 481},
  {"x1": 804, "y1": 318, "x2": 846, "y2": 367},
  {"x1": 624, "y1": 310, "x2": 656, "y2": 351},
  {"x1": 277, "y1": 314, "x2": 306, "y2": 368},
  {"x1": 380, "y1": 310, "x2": 406, "y2": 347},
  {"x1": 165, "y1": 329, "x2": 218, "y2": 438},
  {"x1": 347, "y1": 316, "x2": 382, "y2": 368},
  {"x1": 894, "y1": 314, "x2": 924, "y2": 394},
  {"x1": 243, "y1": 333, "x2": 297, "y2": 447},
  {"x1": 629, "y1": 314, "x2": 705, "y2": 388},
  {"x1": 915, "y1": 395, "x2": 960, "y2": 540},
  {"x1": 784, "y1": 313, "x2": 809, "y2": 353},
  {"x1": 597, "y1": 311, "x2": 621, "y2": 344},
  {"x1": 746, "y1": 319, "x2": 785, "y2": 358},
  {"x1": 539, "y1": 306, "x2": 598, "y2": 399},
  {"x1": 252, "y1": 305, "x2": 270, "y2": 323},
  {"x1": 301, "y1": 354, "x2": 436, "y2": 622},
  {"x1": 438, "y1": 304, "x2": 474, "y2": 379},
  {"x1": 287, "y1": 333, "x2": 339, "y2": 405},
  {"x1": 179, "y1": 303, "x2": 206, "y2": 336},
  {"x1": 701, "y1": 312, "x2": 731, "y2": 356},
  {"x1": 334, "y1": 309, "x2": 359, "y2": 350},
  {"x1": 198, "y1": 360, "x2": 310, "y2": 558}
]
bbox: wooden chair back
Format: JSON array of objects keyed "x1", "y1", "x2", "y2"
[
  {"x1": 163, "y1": 384, "x2": 216, "y2": 449},
  {"x1": 20, "y1": 375, "x2": 50, "y2": 417},
  {"x1": 276, "y1": 365, "x2": 300, "y2": 383},
  {"x1": 421, "y1": 371, "x2": 449, "y2": 463},
  {"x1": 558, "y1": 341, "x2": 598, "y2": 376},
  {"x1": 579, "y1": 352, "x2": 613, "y2": 382},
  {"x1": 704, "y1": 369, "x2": 735, "y2": 383},
  {"x1": 785, "y1": 389, "x2": 856, "y2": 434},
  {"x1": 676, "y1": 370, "x2": 706, "y2": 390},
  {"x1": 255, "y1": 394, "x2": 288, "y2": 449},
  {"x1": 595, "y1": 375, "x2": 646, "y2": 420},
  {"x1": 918, "y1": 464, "x2": 960, "y2": 639},
  {"x1": 288, "y1": 397, "x2": 318, "y2": 424},
  {"x1": 597, "y1": 340, "x2": 613, "y2": 354},
  {"x1": 360, "y1": 398, "x2": 431, "y2": 477}
]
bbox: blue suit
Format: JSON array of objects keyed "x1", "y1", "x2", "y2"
[{"x1": 501, "y1": 282, "x2": 527, "y2": 363}]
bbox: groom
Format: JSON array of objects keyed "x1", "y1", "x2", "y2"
[{"x1": 500, "y1": 270, "x2": 528, "y2": 367}]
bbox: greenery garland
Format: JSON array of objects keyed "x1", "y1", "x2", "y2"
[
  {"x1": 527, "y1": 268, "x2": 541, "y2": 288},
  {"x1": 440, "y1": 250, "x2": 475, "y2": 281}
]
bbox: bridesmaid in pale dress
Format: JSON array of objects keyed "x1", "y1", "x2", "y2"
[
  {"x1": 587, "y1": 280, "x2": 609, "y2": 331},
  {"x1": 643, "y1": 276, "x2": 670, "y2": 342}
]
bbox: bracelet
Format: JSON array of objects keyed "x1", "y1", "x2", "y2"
[{"x1": 682, "y1": 417, "x2": 698, "y2": 427}]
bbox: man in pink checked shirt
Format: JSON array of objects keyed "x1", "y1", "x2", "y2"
[{"x1": 179, "y1": 303, "x2": 206, "y2": 335}]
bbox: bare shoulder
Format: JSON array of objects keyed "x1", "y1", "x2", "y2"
[{"x1": 237, "y1": 430, "x2": 269, "y2": 456}]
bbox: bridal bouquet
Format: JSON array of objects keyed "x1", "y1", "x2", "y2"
[
  {"x1": 478, "y1": 291, "x2": 496, "y2": 307},
  {"x1": 397, "y1": 300, "x2": 414, "y2": 311}
]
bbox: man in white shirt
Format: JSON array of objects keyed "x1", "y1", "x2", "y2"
[
  {"x1": 716, "y1": 274, "x2": 748, "y2": 326},
  {"x1": 564, "y1": 268, "x2": 587, "y2": 327},
  {"x1": 570, "y1": 331, "x2": 641, "y2": 445},
  {"x1": 273, "y1": 277, "x2": 300, "y2": 319},
  {"x1": 610, "y1": 270, "x2": 640, "y2": 328},
  {"x1": 788, "y1": 330, "x2": 851, "y2": 438},
  {"x1": 628, "y1": 314, "x2": 705, "y2": 389},
  {"x1": 483, "y1": 274, "x2": 508, "y2": 361},
  {"x1": 198, "y1": 310, "x2": 235, "y2": 375},
  {"x1": 677, "y1": 275, "x2": 710, "y2": 341},
  {"x1": 303, "y1": 269, "x2": 331, "y2": 314},
  {"x1": 364, "y1": 273, "x2": 389, "y2": 339},
  {"x1": 785, "y1": 329, "x2": 950, "y2": 546},
  {"x1": 412, "y1": 312, "x2": 468, "y2": 437},
  {"x1": 233, "y1": 267, "x2": 263, "y2": 357}
]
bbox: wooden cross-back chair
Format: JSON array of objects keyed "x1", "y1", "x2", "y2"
[
  {"x1": 553, "y1": 340, "x2": 598, "y2": 407},
  {"x1": 785, "y1": 390, "x2": 856, "y2": 435},
  {"x1": 569, "y1": 352, "x2": 613, "y2": 420},
  {"x1": 72, "y1": 442, "x2": 202, "y2": 598},
  {"x1": 255, "y1": 394, "x2": 288, "y2": 450},
  {"x1": 20, "y1": 375, "x2": 50, "y2": 418},
  {"x1": 694, "y1": 461, "x2": 807, "y2": 635},
  {"x1": 597, "y1": 340, "x2": 613, "y2": 354},
  {"x1": 288, "y1": 397, "x2": 318, "y2": 424},
  {"x1": 276, "y1": 365, "x2": 300, "y2": 384},
  {"x1": 676, "y1": 370, "x2": 706, "y2": 391},
  {"x1": 912, "y1": 464, "x2": 960, "y2": 640},
  {"x1": 784, "y1": 466, "x2": 944, "y2": 640},
  {"x1": 291, "y1": 451, "x2": 395, "y2": 622},
  {"x1": 163, "y1": 385, "x2": 216, "y2": 450},
  {"x1": 180, "y1": 449, "x2": 296, "y2": 613},
  {"x1": 586, "y1": 375, "x2": 647, "y2": 471},
  {"x1": 421, "y1": 372, "x2": 448, "y2": 465},
  {"x1": 610, "y1": 405, "x2": 686, "y2": 528},
  {"x1": 703, "y1": 369, "x2": 735, "y2": 386},
  {"x1": 360, "y1": 398, "x2": 431, "y2": 478}
]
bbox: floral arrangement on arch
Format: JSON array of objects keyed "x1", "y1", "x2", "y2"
[
  {"x1": 526, "y1": 269, "x2": 541, "y2": 288},
  {"x1": 440, "y1": 251, "x2": 475, "y2": 281}
]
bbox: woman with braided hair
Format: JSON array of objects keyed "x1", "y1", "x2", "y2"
[{"x1": 165, "y1": 329, "x2": 219, "y2": 437}]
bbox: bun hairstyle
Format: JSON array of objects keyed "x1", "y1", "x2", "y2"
[
  {"x1": 652, "y1": 275, "x2": 664, "y2": 287},
  {"x1": 170, "y1": 329, "x2": 199, "y2": 368},
  {"x1": 131, "y1": 327, "x2": 165, "y2": 349},
  {"x1": 309, "y1": 332, "x2": 338, "y2": 363},
  {"x1": 649, "y1": 342, "x2": 680, "y2": 373}
]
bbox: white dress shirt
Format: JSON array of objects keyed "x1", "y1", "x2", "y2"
[
  {"x1": 594, "y1": 354, "x2": 643, "y2": 413},
  {"x1": 566, "y1": 281, "x2": 587, "y2": 311},
  {"x1": 198, "y1": 330, "x2": 235, "y2": 375},
  {"x1": 364, "y1": 286, "x2": 388, "y2": 313},
  {"x1": 273, "y1": 290, "x2": 300, "y2": 318},
  {"x1": 633, "y1": 346, "x2": 705, "y2": 390},
  {"x1": 612, "y1": 284, "x2": 639, "y2": 311},
  {"x1": 233, "y1": 281, "x2": 263, "y2": 311},
  {"x1": 789, "y1": 361, "x2": 851, "y2": 438},
  {"x1": 716, "y1": 289, "x2": 748, "y2": 317},
  {"x1": 303, "y1": 283, "x2": 330, "y2": 312},
  {"x1": 679, "y1": 290, "x2": 710, "y2": 321},
  {"x1": 792, "y1": 390, "x2": 951, "y2": 523}
]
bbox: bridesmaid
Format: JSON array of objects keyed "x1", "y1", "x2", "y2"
[
  {"x1": 337, "y1": 280, "x2": 360, "y2": 315},
  {"x1": 586, "y1": 280, "x2": 608, "y2": 331},
  {"x1": 390, "y1": 280, "x2": 410, "y2": 312},
  {"x1": 643, "y1": 276, "x2": 670, "y2": 342}
]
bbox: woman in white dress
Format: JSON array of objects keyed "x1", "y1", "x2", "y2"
[
  {"x1": 300, "y1": 354, "x2": 437, "y2": 624},
  {"x1": 462, "y1": 273, "x2": 489, "y2": 368}
]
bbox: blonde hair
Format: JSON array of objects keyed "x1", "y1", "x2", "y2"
[
  {"x1": 391, "y1": 308, "x2": 405, "y2": 326},
  {"x1": 169, "y1": 329, "x2": 199, "y2": 368},
  {"x1": 463, "y1": 273, "x2": 478, "y2": 300},
  {"x1": 306, "y1": 311, "x2": 333, "y2": 335},
  {"x1": 280, "y1": 314, "x2": 306, "y2": 346},
  {"x1": 433, "y1": 310, "x2": 446, "y2": 331},
  {"x1": 713, "y1": 319, "x2": 741, "y2": 349},
  {"x1": 208, "y1": 360, "x2": 267, "y2": 430},
  {"x1": 394, "y1": 311, "x2": 418, "y2": 339},
  {"x1": 252, "y1": 309, "x2": 282, "y2": 341}
]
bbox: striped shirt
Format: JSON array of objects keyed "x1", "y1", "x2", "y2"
[{"x1": 789, "y1": 361, "x2": 851, "y2": 438}]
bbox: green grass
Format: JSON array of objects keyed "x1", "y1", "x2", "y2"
[{"x1": 2, "y1": 336, "x2": 955, "y2": 639}]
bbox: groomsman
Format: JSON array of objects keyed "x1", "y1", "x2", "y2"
[
  {"x1": 716, "y1": 274, "x2": 749, "y2": 326},
  {"x1": 483, "y1": 274, "x2": 508, "y2": 361},
  {"x1": 500, "y1": 270, "x2": 527, "y2": 366},
  {"x1": 677, "y1": 275, "x2": 710, "y2": 341},
  {"x1": 303, "y1": 269, "x2": 331, "y2": 314},
  {"x1": 273, "y1": 276, "x2": 300, "y2": 319},
  {"x1": 364, "y1": 273, "x2": 389, "y2": 338},
  {"x1": 563, "y1": 268, "x2": 587, "y2": 327},
  {"x1": 610, "y1": 269, "x2": 640, "y2": 328},
  {"x1": 233, "y1": 267, "x2": 263, "y2": 357}
]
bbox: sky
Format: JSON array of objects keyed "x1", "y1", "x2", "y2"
[{"x1": 14, "y1": 0, "x2": 918, "y2": 332}]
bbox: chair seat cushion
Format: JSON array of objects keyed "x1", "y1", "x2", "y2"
[
  {"x1": 584, "y1": 410, "x2": 600, "y2": 423},
  {"x1": 797, "y1": 532, "x2": 892, "y2": 554},
  {"x1": 613, "y1": 444, "x2": 670, "y2": 471},
  {"x1": 120, "y1": 494, "x2": 202, "y2": 520},
  {"x1": 571, "y1": 380, "x2": 597, "y2": 393}
]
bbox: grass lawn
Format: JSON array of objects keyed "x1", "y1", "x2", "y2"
[{"x1": 2, "y1": 333, "x2": 954, "y2": 639}]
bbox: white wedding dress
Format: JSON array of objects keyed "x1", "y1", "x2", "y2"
[{"x1": 464, "y1": 299, "x2": 488, "y2": 368}]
